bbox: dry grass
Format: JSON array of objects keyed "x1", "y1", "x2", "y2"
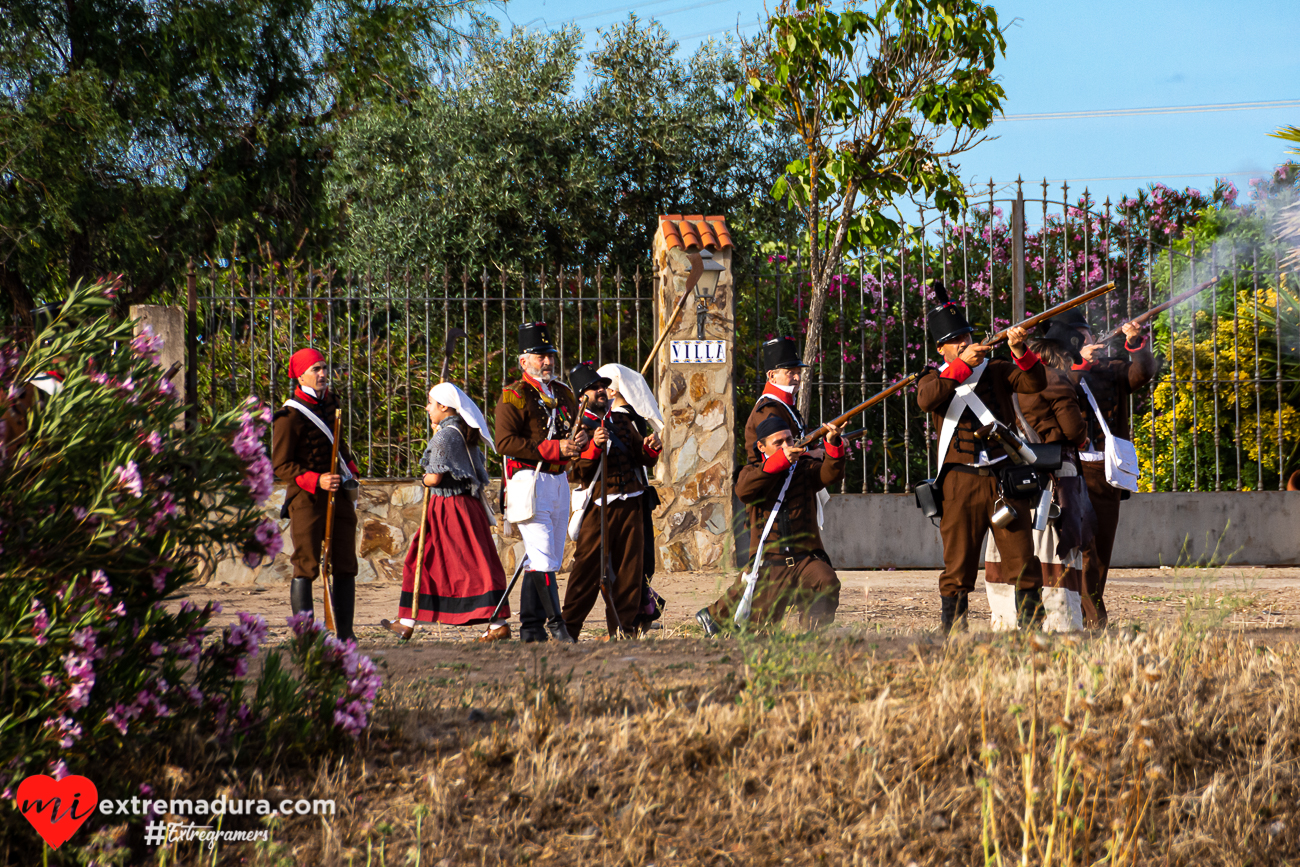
[{"x1": 187, "y1": 622, "x2": 1300, "y2": 867}]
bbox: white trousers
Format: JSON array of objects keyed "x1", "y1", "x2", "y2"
[{"x1": 514, "y1": 470, "x2": 569, "y2": 572}]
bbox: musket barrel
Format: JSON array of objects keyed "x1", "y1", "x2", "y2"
[
  {"x1": 1099, "y1": 276, "x2": 1220, "y2": 341},
  {"x1": 798, "y1": 370, "x2": 923, "y2": 447},
  {"x1": 985, "y1": 281, "x2": 1117, "y2": 345}
]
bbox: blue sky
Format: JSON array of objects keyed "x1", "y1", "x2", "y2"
[{"x1": 494, "y1": 0, "x2": 1300, "y2": 209}]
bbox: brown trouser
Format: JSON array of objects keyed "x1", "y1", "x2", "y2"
[
  {"x1": 708, "y1": 554, "x2": 839, "y2": 629},
  {"x1": 288, "y1": 489, "x2": 359, "y2": 581},
  {"x1": 1079, "y1": 460, "x2": 1122, "y2": 627},
  {"x1": 939, "y1": 468, "x2": 1035, "y2": 597},
  {"x1": 562, "y1": 498, "x2": 643, "y2": 638}
]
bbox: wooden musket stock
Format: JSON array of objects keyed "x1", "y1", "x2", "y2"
[
  {"x1": 318, "y1": 410, "x2": 342, "y2": 633},
  {"x1": 1098, "y1": 276, "x2": 1221, "y2": 342}
]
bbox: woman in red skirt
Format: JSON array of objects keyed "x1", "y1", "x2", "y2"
[{"x1": 381, "y1": 382, "x2": 510, "y2": 641}]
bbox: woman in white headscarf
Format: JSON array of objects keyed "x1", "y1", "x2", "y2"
[
  {"x1": 381, "y1": 383, "x2": 510, "y2": 641},
  {"x1": 597, "y1": 364, "x2": 666, "y2": 629}
]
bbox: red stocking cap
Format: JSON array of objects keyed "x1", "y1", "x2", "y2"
[{"x1": 288, "y1": 348, "x2": 325, "y2": 380}]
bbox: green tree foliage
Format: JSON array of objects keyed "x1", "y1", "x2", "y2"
[
  {"x1": 327, "y1": 18, "x2": 802, "y2": 277},
  {"x1": 737, "y1": 0, "x2": 1006, "y2": 416},
  {"x1": 0, "y1": 281, "x2": 382, "y2": 861},
  {"x1": 0, "y1": 0, "x2": 493, "y2": 320}
]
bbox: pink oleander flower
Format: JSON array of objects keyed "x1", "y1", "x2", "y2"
[
  {"x1": 50, "y1": 760, "x2": 69, "y2": 781},
  {"x1": 225, "y1": 612, "x2": 269, "y2": 657},
  {"x1": 91, "y1": 570, "x2": 112, "y2": 596},
  {"x1": 131, "y1": 326, "x2": 163, "y2": 363},
  {"x1": 115, "y1": 461, "x2": 144, "y2": 497},
  {"x1": 143, "y1": 430, "x2": 163, "y2": 455},
  {"x1": 30, "y1": 600, "x2": 49, "y2": 646},
  {"x1": 44, "y1": 715, "x2": 83, "y2": 749}
]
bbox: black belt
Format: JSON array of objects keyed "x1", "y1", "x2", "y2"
[
  {"x1": 763, "y1": 551, "x2": 817, "y2": 567},
  {"x1": 948, "y1": 463, "x2": 998, "y2": 477}
]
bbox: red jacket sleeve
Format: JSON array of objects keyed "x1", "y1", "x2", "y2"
[
  {"x1": 536, "y1": 439, "x2": 569, "y2": 464},
  {"x1": 762, "y1": 449, "x2": 792, "y2": 474}
]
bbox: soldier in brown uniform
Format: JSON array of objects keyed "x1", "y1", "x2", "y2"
[
  {"x1": 744, "y1": 337, "x2": 811, "y2": 459},
  {"x1": 494, "y1": 323, "x2": 588, "y2": 643},
  {"x1": 272, "y1": 348, "x2": 361, "y2": 641},
  {"x1": 915, "y1": 284, "x2": 1047, "y2": 634},
  {"x1": 1055, "y1": 310, "x2": 1158, "y2": 627},
  {"x1": 696, "y1": 414, "x2": 846, "y2": 634},
  {"x1": 561, "y1": 362, "x2": 661, "y2": 638},
  {"x1": 984, "y1": 328, "x2": 1095, "y2": 631}
]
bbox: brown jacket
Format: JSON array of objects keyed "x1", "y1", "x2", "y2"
[
  {"x1": 743, "y1": 386, "x2": 807, "y2": 463},
  {"x1": 271, "y1": 390, "x2": 357, "y2": 502},
  {"x1": 493, "y1": 376, "x2": 578, "y2": 476},
  {"x1": 570, "y1": 408, "x2": 658, "y2": 495},
  {"x1": 736, "y1": 446, "x2": 845, "y2": 559},
  {"x1": 1068, "y1": 343, "x2": 1158, "y2": 442},
  {"x1": 916, "y1": 354, "x2": 1048, "y2": 465},
  {"x1": 1016, "y1": 366, "x2": 1088, "y2": 447}
]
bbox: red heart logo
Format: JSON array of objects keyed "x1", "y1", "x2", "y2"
[{"x1": 17, "y1": 774, "x2": 99, "y2": 850}]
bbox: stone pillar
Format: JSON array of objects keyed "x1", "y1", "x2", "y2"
[
  {"x1": 129, "y1": 305, "x2": 186, "y2": 425},
  {"x1": 652, "y1": 215, "x2": 735, "y2": 572}
]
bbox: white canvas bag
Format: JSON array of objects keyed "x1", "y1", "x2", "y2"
[{"x1": 1078, "y1": 380, "x2": 1140, "y2": 492}]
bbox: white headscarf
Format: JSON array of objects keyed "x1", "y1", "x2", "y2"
[
  {"x1": 430, "y1": 382, "x2": 495, "y2": 452},
  {"x1": 597, "y1": 363, "x2": 663, "y2": 433}
]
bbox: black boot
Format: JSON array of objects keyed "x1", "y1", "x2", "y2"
[
  {"x1": 1016, "y1": 587, "x2": 1045, "y2": 629},
  {"x1": 290, "y1": 577, "x2": 314, "y2": 619},
  {"x1": 531, "y1": 571, "x2": 576, "y2": 644},
  {"x1": 519, "y1": 571, "x2": 548, "y2": 643},
  {"x1": 940, "y1": 593, "x2": 969, "y2": 636},
  {"x1": 332, "y1": 573, "x2": 356, "y2": 642}
]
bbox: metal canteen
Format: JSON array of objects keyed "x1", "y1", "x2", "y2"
[
  {"x1": 990, "y1": 497, "x2": 1019, "y2": 529},
  {"x1": 1032, "y1": 485, "x2": 1053, "y2": 532}
]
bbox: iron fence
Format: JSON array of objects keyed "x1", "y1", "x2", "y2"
[
  {"x1": 192, "y1": 262, "x2": 655, "y2": 478},
  {"x1": 741, "y1": 180, "x2": 1300, "y2": 493}
]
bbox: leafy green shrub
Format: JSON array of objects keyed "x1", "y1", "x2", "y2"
[{"x1": 0, "y1": 280, "x2": 380, "y2": 860}]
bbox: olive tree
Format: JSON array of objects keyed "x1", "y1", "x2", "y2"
[{"x1": 738, "y1": 0, "x2": 1006, "y2": 417}]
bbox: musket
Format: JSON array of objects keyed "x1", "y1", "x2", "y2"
[
  {"x1": 439, "y1": 327, "x2": 468, "y2": 382},
  {"x1": 597, "y1": 409, "x2": 624, "y2": 638},
  {"x1": 318, "y1": 409, "x2": 342, "y2": 634},
  {"x1": 983, "y1": 281, "x2": 1117, "y2": 346},
  {"x1": 1096, "y1": 276, "x2": 1221, "y2": 342},
  {"x1": 799, "y1": 370, "x2": 926, "y2": 447}
]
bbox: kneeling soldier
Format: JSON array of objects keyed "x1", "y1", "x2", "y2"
[
  {"x1": 697, "y1": 415, "x2": 845, "y2": 634},
  {"x1": 562, "y1": 362, "x2": 661, "y2": 639}
]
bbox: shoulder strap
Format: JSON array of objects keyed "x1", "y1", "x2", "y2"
[
  {"x1": 1010, "y1": 395, "x2": 1042, "y2": 443},
  {"x1": 1078, "y1": 380, "x2": 1114, "y2": 440},
  {"x1": 734, "y1": 466, "x2": 798, "y2": 625},
  {"x1": 283, "y1": 399, "x2": 354, "y2": 483},
  {"x1": 754, "y1": 394, "x2": 804, "y2": 436},
  {"x1": 936, "y1": 361, "x2": 997, "y2": 463},
  {"x1": 284, "y1": 399, "x2": 334, "y2": 443}
]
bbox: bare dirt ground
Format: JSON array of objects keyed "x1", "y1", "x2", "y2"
[{"x1": 177, "y1": 565, "x2": 1300, "y2": 689}]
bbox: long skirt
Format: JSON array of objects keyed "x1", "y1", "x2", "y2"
[{"x1": 398, "y1": 492, "x2": 509, "y2": 625}]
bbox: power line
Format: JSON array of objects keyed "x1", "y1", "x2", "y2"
[
  {"x1": 1046, "y1": 169, "x2": 1275, "y2": 183},
  {"x1": 581, "y1": 0, "x2": 741, "y2": 31},
  {"x1": 676, "y1": 19, "x2": 763, "y2": 42},
  {"x1": 998, "y1": 99, "x2": 1300, "y2": 122}
]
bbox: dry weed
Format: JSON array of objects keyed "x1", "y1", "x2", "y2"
[{"x1": 164, "y1": 628, "x2": 1300, "y2": 866}]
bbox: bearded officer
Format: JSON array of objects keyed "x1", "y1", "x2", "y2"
[
  {"x1": 915, "y1": 283, "x2": 1047, "y2": 634},
  {"x1": 494, "y1": 322, "x2": 588, "y2": 643},
  {"x1": 1054, "y1": 311, "x2": 1157, "y2": 627}
]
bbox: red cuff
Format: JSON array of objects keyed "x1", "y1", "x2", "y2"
[
  {"x1": 1014, "y1": 348, "x2": 1041, "y2": 371},
  {"x1": 762, "y1": 449, "x2": 792, "y2": 474},
  {"x1": 1071, "y1": 360, "x2": 1092, "y2": 371},
  {"x1": 536, "y1": 439, "x2": 568, "y2": 464},
  {"x1": 580, "y1": 438, "x2": 603, "y2": 461},
  {"x1": 643, "y1": 443, "x2": 661, "y2": 458},
  {"x1": 824, "y1": 440, "x2": 845, "y2": 459},
  {"x1": 296, "y1": 471, "x2": 320, "y2": 493},
  {"x1": 346, "y1": 460, "x2": 360, "y2": 477},
  {"x1": 940, "y1": 358, "x2": 973, "y2": 382},
  {"x1": 1125, "y1": 337, "x2": 1147, "y2": 352}
]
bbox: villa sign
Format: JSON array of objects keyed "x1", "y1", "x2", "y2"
[{"x1": 670, "y1": 340, "x2": 727, "y2": 364}]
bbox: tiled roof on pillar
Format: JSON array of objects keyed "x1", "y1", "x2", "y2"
[{"x1": 659, "y1": 214, "x2": 733, "y2": 252}]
